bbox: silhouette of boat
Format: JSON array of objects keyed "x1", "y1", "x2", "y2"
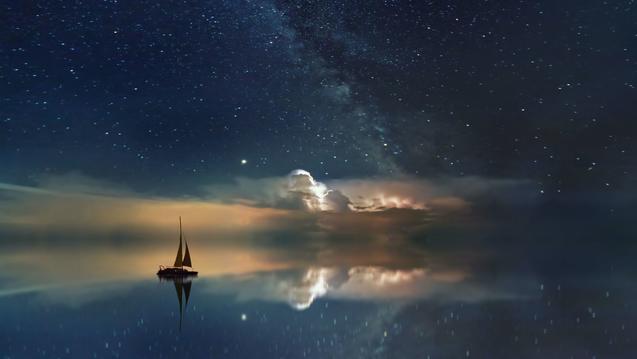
[{"x1": 157, "y1": 216, "x2": 198, "y2": 277}]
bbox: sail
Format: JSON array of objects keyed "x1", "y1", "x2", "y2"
[
  {"x1": 183, "y1": 241, "x2": 192, "y2": 268},
  {"x1": 173, "y1": 217, "x2": 183, "y2": 267}
]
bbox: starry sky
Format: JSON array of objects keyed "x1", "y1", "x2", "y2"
[
  {"x1": 1, "y1": 0, "x2": 636, "y2": 303},
  {"x1": 2, "y1": 2, "x2": 637, "y2": 358},
  {"x1": 2, "y1": 0, "x2": 635, "y2": 196}
]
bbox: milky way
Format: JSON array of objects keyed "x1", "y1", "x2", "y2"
[
  {"x1": 1, "y1": 2, "x2": 637, "y2": 358},
  {"x1": 2, "y1": 1, "x2": 635, "y2": 196}
]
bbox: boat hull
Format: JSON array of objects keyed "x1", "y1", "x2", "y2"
[{"x1": 157, "y1": 267, "x2": 198, "y2": 277}]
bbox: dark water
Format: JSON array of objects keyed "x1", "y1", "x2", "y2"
[
  {"x1": 1, "y1": 271, "x2": 635, "y2": 359},
  {"x1": 1, "y1": 199, "x2": 636, "y2": 358}
]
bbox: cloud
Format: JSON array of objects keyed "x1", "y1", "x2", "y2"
[
  {"x1": 205, "y1": 169, "x2": 535, "y2": 215},
  {"x1": 328, "y1": 176, "x2": 534, "y2": 212},
  {"x1": 287, "y1": 169, "x2": 331, "y2": 210},
  {"x1": 0, "y1": 170, "x2": 541, "y2": 305},
  {"x1": 0, "y1": 170, "x2": 532, "y2": 273},
  {"x1": 4, "y1": 170, "x2": 627, "y2": 311},
  {"x1": 203, "y1": 169, "x2": 353, "y2": 212},
  {"x1": 0, "y1": 177, "x2": 288, "y2": 237},
  {"x1": 287, "y1": 169, "x2": 353, "y2": 212}
]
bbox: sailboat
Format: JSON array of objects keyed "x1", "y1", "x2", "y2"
[{"x1": 157, "y1": 216, "x2": 198, "y2": 277}]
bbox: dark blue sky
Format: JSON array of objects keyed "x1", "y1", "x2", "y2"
[
  {"x1": 1, "y1": 0, "x2": 635, "y2": 195},
  {"x1": 1, "y1": 3, "x2": 637, "y2": 356}
]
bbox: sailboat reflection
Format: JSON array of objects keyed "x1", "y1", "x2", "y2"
[{"x1": 160, "y1": 276, "x2": 195, "y2": 332}]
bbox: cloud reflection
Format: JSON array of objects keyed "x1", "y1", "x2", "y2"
[{"x1": 202, "y1": 266, "x2": 536, "y2": 310}]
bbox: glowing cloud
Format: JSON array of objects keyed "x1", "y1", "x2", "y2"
[{"x1": 287, "y1": 169, "x2": 352, "y2": 212}]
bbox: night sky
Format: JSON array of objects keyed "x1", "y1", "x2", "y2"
[
  {"x1": 2, "y1": 1, "x2": 637, "y2": 358},
  {"x1": 2, "y1": 0, "x2": 635, "y2": 194}
]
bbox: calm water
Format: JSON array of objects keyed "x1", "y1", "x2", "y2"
[
  {"x1": 1, "y1": 200, "x2": 636, "y2": 358},
  {"x1": 1, "y1": 270, "x2": 635, "y2": 358}
]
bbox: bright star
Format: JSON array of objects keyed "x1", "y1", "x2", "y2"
[{"x1": 240, "y1": 159, "x2": 247, "y2": 165}]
